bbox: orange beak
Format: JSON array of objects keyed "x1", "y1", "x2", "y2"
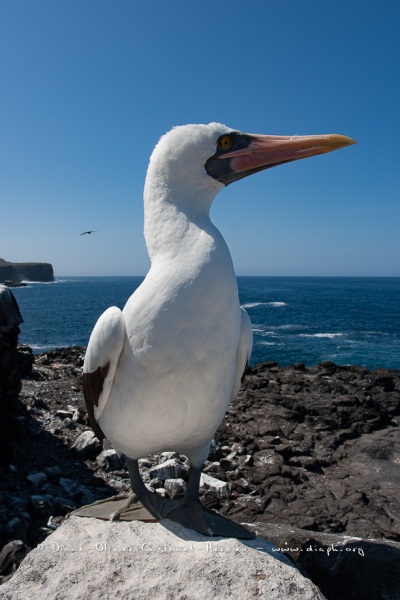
[{"x1": 221, "y1": 133, "x2": 356, "y2": 175}]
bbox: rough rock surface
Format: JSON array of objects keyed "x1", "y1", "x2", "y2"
[
  {"x1": 1, "y1": 347, "x2": 400, "y2": 598},
  {"x1": 0, "y1": 516, "x2": 326, "y2": 600},
  {"x1": 0, "y1": 286, "x2": 33, "y2": 468},
  {"x1": 248, "y1": 523, "x2": 400, "y2": 600},
  {"x1": 218, "y1": 361, "x2": 400, "y2": 541}
]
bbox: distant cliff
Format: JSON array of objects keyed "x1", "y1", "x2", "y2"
[{"x1": 0, "y1": 258, "x2": 54, "y2": 283}]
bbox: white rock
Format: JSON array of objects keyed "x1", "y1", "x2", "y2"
[
  {"x1": 231, "y1": 443, "x2": 246, "y2": 454},
  {"x1": 71, "y1": 430, "x2": 100, "y2": 459},
  {"x1": 158, "y1": 451, "x2": 179, "y2": 463},
  {"x1": 1, "y1": 516, "x2": 326, "y2": 599},
  {"x1": 238, "y1": 454, "x2": 253, "y2": 467},
  {"x1": 149, "y1": 458, "x2": 188, "y2": 481},
  {"x1": 56, "y1": 409, "x2": 73, "y2": 419},
  {"x1": 226, "y1": 451, "x2": 239, "y2": 460},
  {"x1": 233, "y1": 478, "x2": 251, "y2": 493},
  {"x1": 67, "y1": 405, "x2": 80, "y2": 422},
  {"x1": 164, "y1": 478, "x2": 187, "y2": 498},
  {"x1": 200, "y1": 473, "x2": 231, "y2": 499},
  {"x1": 96, "y1": 449, "x2": 124, "y2": 471}
]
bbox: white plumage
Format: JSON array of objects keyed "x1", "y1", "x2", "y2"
[{"x1": 84, "y1": 123, "x2": 252, "y2": 467}]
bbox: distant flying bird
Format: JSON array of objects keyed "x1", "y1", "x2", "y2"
[
  {"x1": 80, "y1": 231, "x2": 97, "y2": 235},
  {"x1": 82, "y1": 123, "x2": 355, "y2": 538}
]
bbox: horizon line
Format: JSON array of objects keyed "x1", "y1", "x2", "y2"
[{"x1": 55, "y1": 274, "x2": 400, "y2": 279}]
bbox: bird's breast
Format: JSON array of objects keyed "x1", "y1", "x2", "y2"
[{"x1": 98, "y1": 232, "x2": 241, "y2": 457}]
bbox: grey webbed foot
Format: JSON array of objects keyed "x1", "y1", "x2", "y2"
[
  {"x1": 71, "y1": 492, "x2": 156, "y2": 522},
  {"x1": 73, "y1": 458, "x2": 255, "y2": 539},
  {"x1": 126, "y1": 458, "x2": 255, "y2": 540},
  {"x1": 163, "y1": 498, "x2": 255, "y2": 539}
]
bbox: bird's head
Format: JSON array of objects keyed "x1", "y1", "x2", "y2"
[
  {"x1": 143, "y1": 123, "x2": 355, "y2": 259},
  {"x1": 146, "y1": 122, "x2": 355, "y2": 200},
  {"x1": 145, "y1": 123, "x2": 233, "y2": 202}
]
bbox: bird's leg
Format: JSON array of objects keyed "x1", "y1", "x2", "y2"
[
  {"x1": 72, "y1": 458, "x2": 254, "y2": 537},
  {"x1": 125, "y1": 458, "x2": 148, "y2": 495},
  {"x1": 125, "y1": 457, "x2": 175, "y2": 519},
  {"x1": 184, "y1": 464, "x2": 203, "y2": 501},
  {"x1": 126, "y1": 458, "x2": 254, "y2": 538},
  {"x1": 163, "y1": 464, "x2": 255, "y2": 539}
]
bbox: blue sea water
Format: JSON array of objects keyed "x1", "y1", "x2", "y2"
[{"x1": 11, "y1": 276, "x2": 400, "y2": 370}]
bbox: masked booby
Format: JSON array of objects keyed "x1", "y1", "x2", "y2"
[{"x1": 82, "y1": 123, "x2": 355, "y2": 538}]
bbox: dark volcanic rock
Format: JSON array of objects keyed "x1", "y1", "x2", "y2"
[
  {"x1": 216, "y1": 362, "x2": 400, "y2": 543},
  {"x1": 0, "y1": 286, "x2": 34, "y2": 467}
]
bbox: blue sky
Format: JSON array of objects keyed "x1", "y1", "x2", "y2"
[{"x1": 1, "y1": 0, "x2": 399, "y2": 277}]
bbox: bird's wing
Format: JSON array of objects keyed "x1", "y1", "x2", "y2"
[
  {"x1": 83, "y1": 306, "x2": 126, "y2": 440},
  {"x1": 231, "y1": 307, "x2": 253, "y2": 401}
]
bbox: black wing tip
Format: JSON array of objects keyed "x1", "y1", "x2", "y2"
[{"x1": 82, "y1": 365, "x2": 110, "y2": 440}]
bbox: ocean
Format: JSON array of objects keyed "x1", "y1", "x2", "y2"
[{"x1": 11, "y1": 276, "x2": 400, "y2": 370}]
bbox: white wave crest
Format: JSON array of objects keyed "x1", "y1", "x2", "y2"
[
  {"x1": 241, "y1": 302, "x2": 263, "y2": 308},
  {"x1": 365, "y1": 331, "x2": 389, "y2": 336},
  {"x1": 21, "y1": 280, "x2": 62, "y2": 285},
  {"x1": 300, "y1": 333, "x2": 344, "y2": 339},
  {"x1": 241, "y1": 301, "x2": 286, "y2": 309}
]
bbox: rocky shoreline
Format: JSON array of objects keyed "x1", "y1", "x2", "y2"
[{"x1": 1, "y1": 346, "x2": 400, "y2": 595}]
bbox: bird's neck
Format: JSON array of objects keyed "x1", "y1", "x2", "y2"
[{"x1": 143, "y1": 176, "x2": 223, "y2": 265}]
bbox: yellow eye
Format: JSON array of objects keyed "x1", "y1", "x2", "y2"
[{"x1": 218, "y1": 135, "x2": 233, "y2": 151}]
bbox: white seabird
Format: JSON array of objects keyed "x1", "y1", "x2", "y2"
[{"x1": 82, "y1": 123, "x2": 355, "y2": 538}]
